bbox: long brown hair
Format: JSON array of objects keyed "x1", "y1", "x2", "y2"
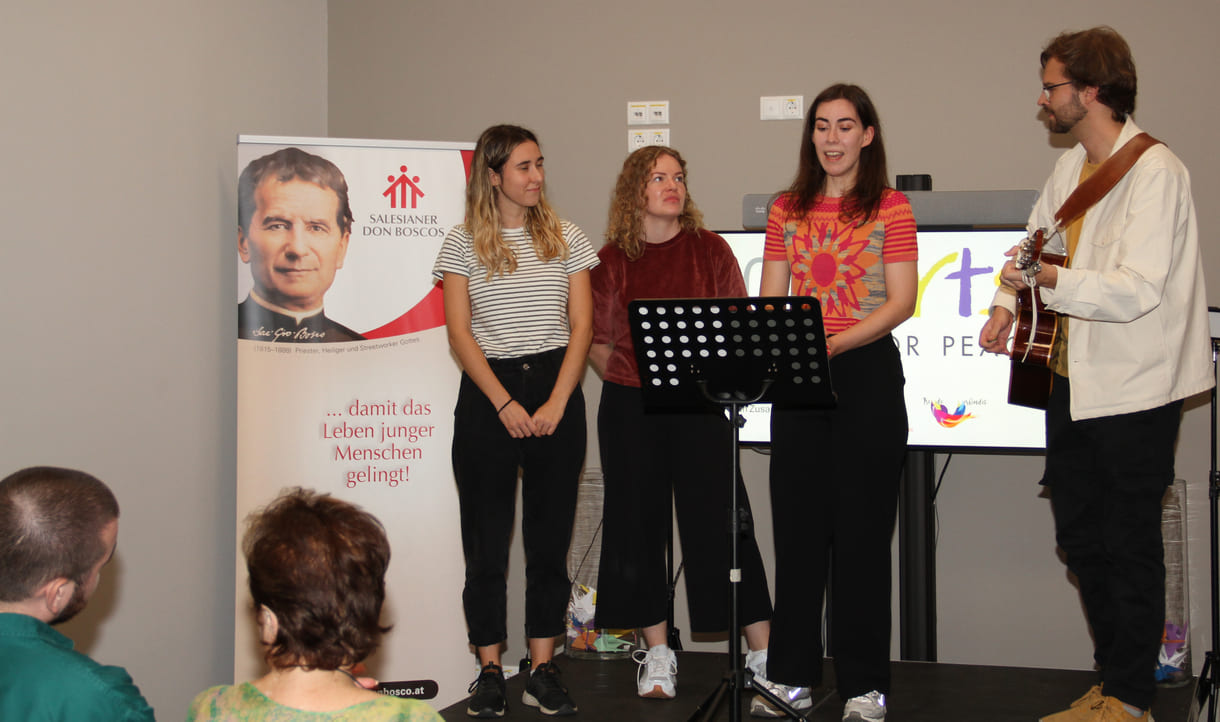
[
  {"x1": 781, "y1": 84, "x2": 889, "y2": 225},
  {"x1": 605, "y1": 146, "x2": 705, "y2": 261},
  {"x1": 463, "y1": 125, "x2": 567, "y2": 280}
]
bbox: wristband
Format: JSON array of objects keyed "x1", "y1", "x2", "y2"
[{"x1": 497, "y1": 398, "x2": 515, "y2": 414}]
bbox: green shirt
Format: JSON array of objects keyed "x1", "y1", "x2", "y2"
[
  {"x1": 187, "y1": 682, "x2": 444, "y2": 722},
  {"x1": 0, "y1": 612, "x2": 155, "y2": 721}
]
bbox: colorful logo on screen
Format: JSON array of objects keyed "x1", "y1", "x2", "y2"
[{"x1": 930, "y1": 401, "x2": 975, "y2": 428}]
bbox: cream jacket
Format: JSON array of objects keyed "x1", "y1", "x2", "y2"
[{"x1": 993, "y1": 119, "x2": 1213, "y2": 420}]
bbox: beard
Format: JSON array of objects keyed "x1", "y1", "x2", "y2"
[
  {"x1": 1048, "y1": 93, "x2": 1087, "y2": 134},
  {"x1": 49, "y1": 583, "x2": 89, "y2": 626}
]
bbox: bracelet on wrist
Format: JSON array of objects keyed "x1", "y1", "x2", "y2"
[{"x1": 497, "y1": 398, "x2": 515, "y2": 414}]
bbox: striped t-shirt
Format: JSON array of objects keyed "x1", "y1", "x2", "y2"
[{"x1": 432, "y1": 220, "x2": 599, "y2": 359}]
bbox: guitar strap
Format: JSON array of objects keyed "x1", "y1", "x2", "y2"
[{"x1": 1052, "y1": 132, "x2": 1162, "y2": 230}]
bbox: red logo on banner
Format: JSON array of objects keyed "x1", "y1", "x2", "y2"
[{"x1": 383, "y1": 166, "x2": 426, "y2": 209}]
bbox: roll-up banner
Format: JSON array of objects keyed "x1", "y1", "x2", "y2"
[{"x1": 235, "y1": 135, "x2": 473, "y2": 708}]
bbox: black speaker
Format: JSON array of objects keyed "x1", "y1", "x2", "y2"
[{"x1": 897, "y1": 174, "x2": 933, "y2": 191}]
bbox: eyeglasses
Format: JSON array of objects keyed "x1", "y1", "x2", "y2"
[{"x1": 1041, "y1": 81, "x2": 1074, "y2": 100}]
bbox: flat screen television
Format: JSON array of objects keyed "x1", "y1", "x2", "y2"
[{"x1": 718, "y1": 228, "x2": 1047, "y2": 452}]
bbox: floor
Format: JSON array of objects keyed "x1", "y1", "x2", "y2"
[{"x1": 437, "y1": 651, "x2": 1196, "y2": 721}]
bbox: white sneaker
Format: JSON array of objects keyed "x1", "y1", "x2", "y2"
[
  {"x1": 750, "y1": 672, "x2": 812, "y2": 718},
  {"x1": 744, "y1": 648, "x2": 767, "y2": 689},
  {"x1": 842, "y1": 690, "x2": 886, "y2": 721},
  {"x1": 632, "y1": 645, "x2": 677, "y2": 699}
]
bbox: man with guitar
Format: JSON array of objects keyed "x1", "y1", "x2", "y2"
[{"x1": 979, "y1": 26, "x2": 1213, "y2": 722}]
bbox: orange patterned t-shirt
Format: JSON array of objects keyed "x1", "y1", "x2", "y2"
[{"x1": 764, "y1": 188, "x2": 917, "y2": 334}]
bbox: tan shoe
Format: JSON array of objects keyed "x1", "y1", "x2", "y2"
[
  {"x1": 1039, "y1": 685, "x2": 1104, "y2": 722},
  {"x1": 1094, "y1": 695, "x2": 1152, "y2": 721}
]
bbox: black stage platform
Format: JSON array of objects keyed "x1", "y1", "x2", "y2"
[{"x1": 438, "y1": 651, "x2": 1193, "y2": 721}]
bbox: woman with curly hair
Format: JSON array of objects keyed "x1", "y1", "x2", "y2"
[
  {"x1": 753, "y1": 84, "x2": 917, "y2": 722},
  {"x1": 433, "y1": 124, "x2": 597, "y2": 718},
  {"x1": 590, "y1": 145, "x2": 772, "y2": 700},
  {"x1": 187, "y1": 488, "x2": 442, "y2": 721}
]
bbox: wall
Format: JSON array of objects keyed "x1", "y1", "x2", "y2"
[
  {"x1": 0, "y1": 1, "x2": 328, "y2": 716},
  {"x1": 1, "y1": 3, "x2": 1216, "y2": 717},
  {"x1": 329, "y1": 0, "x2": 1220, "y2": 673}
]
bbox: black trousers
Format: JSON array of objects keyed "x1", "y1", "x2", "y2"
[
  {"x1": 594, "y1": 382, "x2": 773, "y2": 632},
  {"x1": 767, "y1": 336, "x2": 907, "y2": 700},
  {"x1": 1044, "y1": 374, "x2": 1182, "y2": 710},
  {"x1": 452, "y1": 347, "x2": 586, "y2": 646}
]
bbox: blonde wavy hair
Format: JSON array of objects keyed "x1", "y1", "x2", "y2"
[
  {"x1": 605, "y1": 146, "x2": 704, "y2": 261},
  {"x1": 464, "y1": 125, "x2": 567, "y2": 280}
]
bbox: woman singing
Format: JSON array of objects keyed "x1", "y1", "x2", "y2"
[
  {"x1": 753, "y1": 85, "x2": 916, "y2": 722},
  {"x1": 433, "y1": 125, "x2": 598, "y2": 718}
]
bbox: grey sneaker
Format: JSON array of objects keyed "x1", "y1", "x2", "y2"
[
  {"x1": 842, "y1": 690, "x2": 886, "y2": 721},
  {"x1": 750, "y1": 671, "x2": 812, "y2": 718},
  {"x1": 522, "y1": 661, "x2": 577, "y2": 716}
]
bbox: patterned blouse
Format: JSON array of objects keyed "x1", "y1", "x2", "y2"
[{"x1": 187, "y1": 682, "x2": 443, "y2": 722}]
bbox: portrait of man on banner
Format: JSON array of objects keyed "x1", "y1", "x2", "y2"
[{"x1": 237, "y1": 147, "x2": 365, "y2": 343}]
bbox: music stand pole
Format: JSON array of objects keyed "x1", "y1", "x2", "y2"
[
  {"x1": 627, "y1": 296, "x2": 832, "y2": 722},
  {"x1": 724, "y1": 398, "x2": 744, "y2": 722},
  {"x1": 685, "y1": 394, "x2": 765, "y2": 722}
]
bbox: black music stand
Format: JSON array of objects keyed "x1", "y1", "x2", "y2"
[{"x1": 628, "y1": 296, "x2": 835, "y2": 722}]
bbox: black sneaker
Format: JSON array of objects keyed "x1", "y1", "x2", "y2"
[
  {"x1": 522, "y1": 661, "x2": 577, "y2": 716},
  {"x1": 466, "y1": 662, "x2": 507, "y2": 718}
]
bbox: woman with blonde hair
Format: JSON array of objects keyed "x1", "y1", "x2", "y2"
[
  {"x1": 590, "y1": 145, "x2": 773, "y2": 700},
  {"x1": 432, "y1": 124, "x2": 597, "y2": 718}
]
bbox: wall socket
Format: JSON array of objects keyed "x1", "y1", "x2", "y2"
[
  {"x1": 760, "y1": 95, "x2": 803, "y2": 120},
  {"x1": 627, "y1": 128, "x2": 670, "y2": 152}
]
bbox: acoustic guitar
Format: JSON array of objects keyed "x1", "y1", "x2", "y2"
[{"x1": 1007, "y1": 229, "x2": 1067, "y2": 410}]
